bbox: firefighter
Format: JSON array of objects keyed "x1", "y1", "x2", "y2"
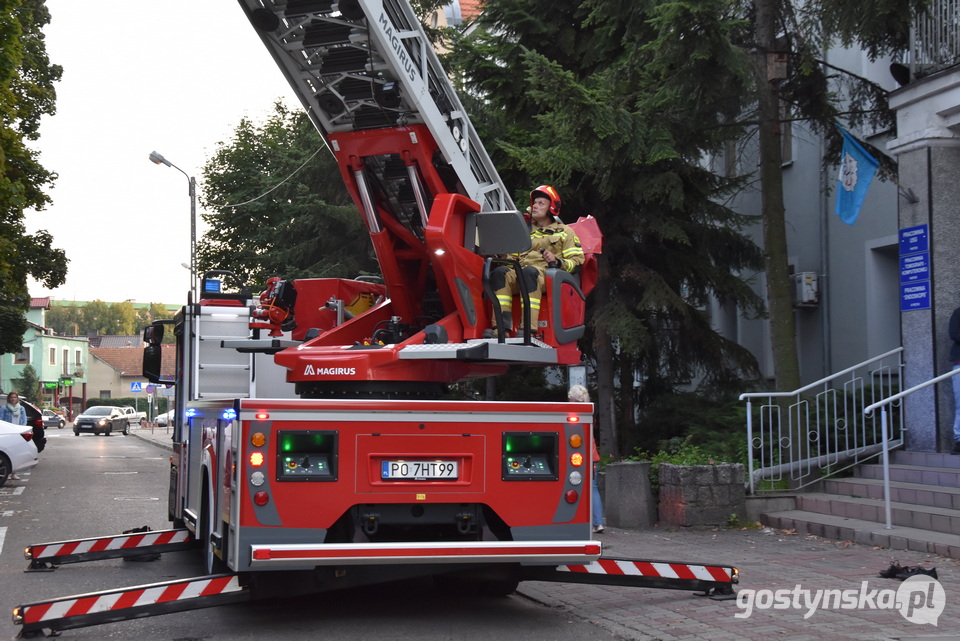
[{"x1": 484, "y1": 185, "x2": 585, "y2": 339}]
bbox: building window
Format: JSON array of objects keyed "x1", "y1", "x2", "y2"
[
  {"x1": 15, "y1": 346, "x2": 30, "y2": 364},
  {"x1": 100, "y1": 390, "x2": 111, "y2": 399},
  {"x1": 62, "y1": 348, "x2": 69, "y2": 375},
  {"x1": 74, "y1": 349, "x2": 82, "y2": 367},
  {"x1": 49, "y1": 347, "x2": 56, "y2": 366}
]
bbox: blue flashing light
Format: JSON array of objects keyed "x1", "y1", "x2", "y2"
[
  {"x1": 185, "y1": 408, "x2": 198, "y2": 418},
  {"x1": 222, "y1": 408, "x2": 237, "y2": 421}
]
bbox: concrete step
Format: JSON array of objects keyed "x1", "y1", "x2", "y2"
[
  {"x1": 855, "y1": 462, "x2": 960, "y2": 486},
  {"x1": 823, "y1": 476, "x2": 960, "y2": 511},
  {"x1": 889, "y1": 450, "x2": 960, "y2": 468},
  {"x1": 761, "y1": 510, "x2": 960, "y2": 559},
  {"x1": 795, "y1": 492, "x2": 960, "y2": 534}
]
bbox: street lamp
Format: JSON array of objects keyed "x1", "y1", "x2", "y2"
[{"x1": 149, "y1": 151, "x2": 197, "y2": 297}]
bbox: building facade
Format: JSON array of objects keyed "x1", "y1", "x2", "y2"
[{"x1": 0, "y1": 298, "x2": 89, "y2": 411}]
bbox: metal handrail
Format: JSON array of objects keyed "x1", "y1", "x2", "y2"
[
  {"x1": 740, "y1": 347, "x2": 904, "y2": 401},
  {"x1": 863, "y1": 367, "x2": 960, "y2": 529},
  {"x1": 741, "y1": 348, "x2": 904, "y2": 494}
]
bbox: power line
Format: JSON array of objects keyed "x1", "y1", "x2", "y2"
[{"x1": 206, "y1": 146, "x2": 328, "y2": 209}]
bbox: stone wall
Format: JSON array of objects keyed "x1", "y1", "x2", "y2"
[
  {"x1": 603, "y1": 461, "x2": 658, "y2": 529},
  {"x1": 657, "y1": 463, "x2": 746, "y2": 527}
]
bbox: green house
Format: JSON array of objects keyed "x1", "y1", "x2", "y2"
[{"x1": 0, "y1": 298, "x2": 89, "y2": 410}]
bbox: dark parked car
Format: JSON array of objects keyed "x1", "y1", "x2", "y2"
[
  {"x1": 41, "y1": 409, "x2": 65, "y2": 429},
  {"x1": 18, "y1": 399, "x2": 46, "y2": 453},
  {"x1": 73, "y1": 406, "x2": 129, "y2": 436}
]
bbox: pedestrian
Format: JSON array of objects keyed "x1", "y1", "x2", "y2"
[
  {"x1": 484, "y1": 185, "x2": 585, "y2": 339},
  {"x1": 568, "y1": 384, "x2": 603, "y2": 533},
  {"x1": 949, "y1": 305, "x2": 960, "y2": 454},
  {"x1": 1, "y1": 392, "x2": 27, "y2": 479},
  {"x1": 0, "y1": 391, "x2": 27, "y2": 425}
]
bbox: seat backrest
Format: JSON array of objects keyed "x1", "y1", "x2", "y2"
[
  {"x1": 566, "y1": 216, "x2": 602, "y2": 296},
  {"x1": 475, "y1": 210, "x2": 532, "y2": 255}
]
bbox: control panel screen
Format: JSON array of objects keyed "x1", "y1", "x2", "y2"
[{"x1": 276, "y1": 430, "x2": 337, "y2": 481}]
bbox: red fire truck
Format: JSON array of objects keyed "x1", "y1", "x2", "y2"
[{"x1": 13, "y1": 0, "x2": 737, "y2": 635}]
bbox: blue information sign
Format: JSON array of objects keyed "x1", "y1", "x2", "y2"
[
  {"x1": 899, "y1": 224, "x2": 929, "y2": 255},
  {"x1": 899, "y1": 252, "x2": 930, "y2": 283},
  {"x1": 900, "y1": 282, "x2": 931, "y2": 311}
]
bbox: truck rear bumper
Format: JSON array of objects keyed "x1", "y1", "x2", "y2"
[{"x1": 248, "y1": 539, "x2": 601, "y2": 569}]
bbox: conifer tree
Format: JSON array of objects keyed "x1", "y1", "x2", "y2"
[{"x1": 448, "y1": 0, "x2": 766, "y2": 454}]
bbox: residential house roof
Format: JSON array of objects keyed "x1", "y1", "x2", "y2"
[
  {"x1": 460, "y1": 0, "x2": 481, "y2": 20},
  {"x1": 91, "y1": 335, "x2": 142, "y2": 348},
  {"x1": 91, "y1": 344, "x2": 176, "y2": 378},
  {"x1": 30, "y1": 298, "x2": 51, "y2": 309}
]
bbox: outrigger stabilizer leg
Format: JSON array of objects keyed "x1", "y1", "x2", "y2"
[
  {"x1": 24, "y1": 527, "x2": 198, "y2": 571},
  {"x1": 13, "y1": 574, "x2": 248, "y2": 638},
  {"x1": 521, "y1": 556, "x2": 739, "y2": 600}
]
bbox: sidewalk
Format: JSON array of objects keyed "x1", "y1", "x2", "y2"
[
  {"x1": 128, "y1": 425, "x2": 960, "y2": 639},
  {"x1": 131, "y1": 422, "x2": 174, "y2": 451},
  {"x1": 520, "y1": 527, "x2": 959, "y2": 640}
]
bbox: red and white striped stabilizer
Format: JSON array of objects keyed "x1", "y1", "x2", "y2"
[
  {"x1": 15, "y1": 575, "x2": 244, "y2": 630},
  {"x1": 557, "y1": 558, "x2": 735, "y2": 583},
  {"x1": 28, "y1": 529, "x2": 193, "y2": 561}
]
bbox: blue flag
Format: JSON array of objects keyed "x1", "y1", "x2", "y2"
[{"x1": 835, "y1": 126, "x2": 879, "y2": 226}]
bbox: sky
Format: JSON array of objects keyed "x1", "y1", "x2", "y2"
[{"x1": 25, "y1": 1, "x2": 300, "y2": 305}]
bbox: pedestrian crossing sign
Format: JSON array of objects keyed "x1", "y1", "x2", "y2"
[{"x1": 130, "y1": 382, "x2": 143, "y2": 393}]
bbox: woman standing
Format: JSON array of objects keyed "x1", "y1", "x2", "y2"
[
  {"x1": 1, "y1": 392, "x2": 28, "y2": 480},
  {"x1": 0, "y1": 391, "x2": 26, "y2": 425}
]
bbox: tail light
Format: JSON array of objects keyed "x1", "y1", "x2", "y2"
[{"x1": 20, "y1": 431, "x2": 33, "y2": 442}]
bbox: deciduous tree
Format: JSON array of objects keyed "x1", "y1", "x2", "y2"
[
  {"x1": 199, "y1": 103, "x2": 378, "y2": 291},
  {"x1": 0, "y1": 0, "x2": 66, "y2": 354}
]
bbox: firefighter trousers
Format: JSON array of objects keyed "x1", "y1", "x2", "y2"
[{"x1": 491, "y1": 265, "x2": 545, "y2": 331}]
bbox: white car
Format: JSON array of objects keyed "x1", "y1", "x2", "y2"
[
  {"x1": 0, "y1": 419, "x2": 39, "y2": 485},
  {"x1": 119, "y1": 406, "x2": 145, "y2": 426},
  {"x1": 155, "y1": 409, "x2": 175, "y2": 427}
]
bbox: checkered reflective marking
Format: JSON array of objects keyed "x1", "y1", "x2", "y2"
[
  {"x1": 29, "y1": 529, "x2": 192, "y2": 560},
  {"x1": 20, "y1": 575, "x2": 242, "y2": 626},
  {"x1": 558, "y1": 558, "x2": 734, "y2": 583}
]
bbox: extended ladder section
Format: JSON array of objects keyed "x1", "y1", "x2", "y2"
[{"x1": 239, "y1": 0, "x2": 514, "y2": 214}]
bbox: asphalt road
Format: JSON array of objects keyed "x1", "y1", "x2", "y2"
[{"x1": 0, "y1": 430, "x2": 622, "y2": 641}]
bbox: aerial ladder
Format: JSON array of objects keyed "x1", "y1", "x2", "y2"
[
  {"x1": 233, "y1": 0, "x2": 601, "y2": 399},
  {"x1": 11, "y1": 1, "x2": 737, "y2": 636}
]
